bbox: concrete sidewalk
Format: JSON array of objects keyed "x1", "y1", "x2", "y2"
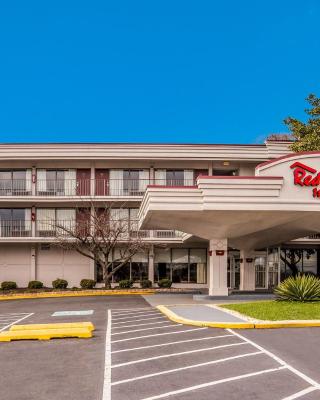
[{"x1": 169, "y1": 305, "x2": 246, "y2": 323}]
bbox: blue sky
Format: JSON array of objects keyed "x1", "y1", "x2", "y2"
[{"x1": 0, "y1": 1, "x2": 319, "y2": 144}]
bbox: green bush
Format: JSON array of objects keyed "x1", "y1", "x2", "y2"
[
  {"x1": 28, "y1": 280, "x2": 43, "y2": 289},
  {"x1": 158, "y1": 279, "x2": 172, "y2": 288},
  {"x1": 274, "y1": 274, "x2": 320, "y2": 302},
  {"x1": 140, "y1": 279, "x2": 152, "y2": 288},
  {"x1": 80, "y1": 279, "x2": 96, "y2": 289},
  {"x1": 52, "y1": 278, "x2": 68, "y2": 289},
  {"x1": 1, "y1": 281, "x2": 17, "y2": 290},
  {"x1": 119, "y1": 279, "x2": 133, "y2": 289}
]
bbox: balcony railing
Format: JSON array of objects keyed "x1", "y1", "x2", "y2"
[
  {"x1": 0, "y1": 220, "x2": 32, "y2": 237},
  {"x1": 0, "y1": 178, "x2": 197, "y2": 197},
  {"x1": 0, "y1": 180, "x2": 32, "y2": 196},
  {"x1": 0, "y1": 220, "x2": 184, "y2": 240}
]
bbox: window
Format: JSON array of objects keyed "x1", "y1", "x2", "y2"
[
  {"x1": 166, "y1": 170, "x2": 184, "y2": 186},
  {"x1": 0, "y1": 208, "x2": 31, "y2": 237},
  {"x1": 212, "y1": 169, "x2": 238, "y2": 176},
  {"x1": 36, "y1": 208, "x2": 76, "y2": 236},
  {"x1": 37, "y1": 169, "x2": 76, "y2": 195},
  {"x1": 154, "y1": 248, "x2": 207, "y2": 283},
  {"x1": 0, "y1": 170, "x2": 31, "y2": 195}
]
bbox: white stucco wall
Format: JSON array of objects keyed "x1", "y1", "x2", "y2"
[
  {"x1": 36, "y1": 246, "x2": 91, "y2": 288},
  {"x1": 0, "y1": 244, "x2": 32, "y2": 287}
]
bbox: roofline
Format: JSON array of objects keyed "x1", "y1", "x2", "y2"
[
  {"x1": 256, "y1": 151, "x2": 320, "y2": 170},
  {"x1": 0, "y1": 142, "x2": 269, "y2": 147}
]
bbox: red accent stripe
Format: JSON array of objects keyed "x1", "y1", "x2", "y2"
[
  {"x1": 256, "y1": 151, "x2": 320, "y2": 170},
  {"x1": 147, "y1": 185, "x2": 197, "y2": 189},
  {"x1": 197, "y1": 175, "x2": 283, "y2": 180}
]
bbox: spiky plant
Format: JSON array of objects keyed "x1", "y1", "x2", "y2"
[{"x1": 274, "y1": 274, "x2": 320, "y2": 302}]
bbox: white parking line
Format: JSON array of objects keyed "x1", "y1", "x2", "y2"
[
  {"x1": 111, "y1": 327, "x2": 207, "y2": 343},
  {"x1": 112, "y1": 316, "x2": 165, "y2": 325},
  {"x1": 111, "y1": 334, "x2": 235, "y2": 354},
  {"x1": 112, "y1": 321, "x2": 172, "y2": 330},
  {"x1": 111, "y1": 324, "x2": 182, "y2": 336},
  {"x1": 227, "y1": 329, "x2": 320, "y2": 389},
  {"x1": 102, "y1": 309, "x2": 112, "y2": 400},
  {"x1": 112, "y1": 310, "x2": 157, "y2": 317},
  {"x1": 137, "y1": 366, "x2": 286, "y2": 400},
  {"x1": 0, "y1": 313, "x2": 33, "y2": 332},
  {"x1": 112, "y1": 341, "x2": 248, "y2": 368},
  {"x1": 111, "y1": 308, "x2": 152, "y2": 313},
  {"x1": 112, "y1": 313, "x2": 161, "y2": 321},
  {"x1": 112, "y1": 351, "x2": 264, "y2": 385},
  {"x1": 281, "y1": 386, "x2": 319, "y2": 400}
]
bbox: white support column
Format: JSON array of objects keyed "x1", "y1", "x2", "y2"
[
  {"x1": 239, "y1": 250, "x2": 256, "y2": 291},
  {"x1": 89, "y1": 258, "x2": 95, "y2": 280},
  {"x1": 30, "y1": 246, "x2": 36, "y2": 280},
  {"x1": 148, "y1": 245, "x2": 154, "y2": 283},
  {"x1": 209, "y1": 239, "x2": 228, "y2": 296},
  {"x1": 31, "y1": 205, "x2": 36, "y2": 237},
  {"x1": 90, "y1": 165, "x2": 95, "y2": 196}
]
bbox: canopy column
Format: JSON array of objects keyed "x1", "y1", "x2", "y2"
[
  {"x1": 209, "y1": 239, "x2": 228, "y2": 296},
  {"x1": 239, "y1": 250, "x2": 255, "y2": 291}
]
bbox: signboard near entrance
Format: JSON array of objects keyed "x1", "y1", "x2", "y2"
[{"x1": 290, "y1": 162, "x2": 320, "y2": 198}]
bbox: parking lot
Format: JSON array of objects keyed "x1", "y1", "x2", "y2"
[{"x1": 0, "y1": 296, "x2": 320, "y2": 400}]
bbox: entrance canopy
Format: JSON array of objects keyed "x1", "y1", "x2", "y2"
[{"x1": 139, "y1": 152, "x2": 320, "y2": 250}]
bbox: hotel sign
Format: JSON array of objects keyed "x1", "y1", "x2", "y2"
[{"x1": 290, "y1": 162, "x2": 320, "y2": 198}]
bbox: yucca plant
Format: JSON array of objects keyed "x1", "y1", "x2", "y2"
[{"x1": 274, "y1": 274, "x2": 320, "y2": 302}]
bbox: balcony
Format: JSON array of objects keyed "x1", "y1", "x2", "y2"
[
  {"x1": 0, "y1": 180, "x2": 32, "y2": 196},
  {"x1": 0, "y1": 220, "x2": 186, "y2": 242},
  {"x1": 0, "y1": 178, "x2": 197, "y2": 198},
  {"x1": 0, "y1": 220, "x2": 32, "y2": 237}
]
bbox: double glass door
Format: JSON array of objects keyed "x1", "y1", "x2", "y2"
[{"x1": 228, "y1": 253, "x2": 240, "y2": 289}]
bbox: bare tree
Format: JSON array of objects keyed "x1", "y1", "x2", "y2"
[{"x1": 52, "y1": 204, "x2": 148, "y2": 288}]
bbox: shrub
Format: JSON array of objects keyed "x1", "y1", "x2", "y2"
[
  {"x1": 80, "y1": 279, "x2": 96, "y2": 289},
  {"x1": 28, "y1": 280, "x2": 43, "y2": 289},
  {"x1": 158, "y1": 279, "x2": 172, "y2": 288},
  {"x1": 274, "y1": 274, "x2": 320, "y2": 302},
  {"x1": 1, "y1": 281, "x2": 17, "y2": 290},
  {"x1": 140, "y1": 279, "x2": 152, "y2": 289},
  {"x1": 52, "y1": 278, "x2": 68, "y2": 289},
  {"x1": 119, "y1": 279, "x2": 133, "y2": 289}
]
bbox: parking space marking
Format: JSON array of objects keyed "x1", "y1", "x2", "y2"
[
  {"x1": 112, "y1": 351, "x2": 265, "y2": 386},
  {"x1": 111, "y1": 313, "x2": 161, "y2": 322},
  {"x1": 112, "y1": 310, "x2": 161, "y2": 317},
  {"x1": 111, "y1": 324, "x2": 182, "y2": 336},
  {"x1": 0, "y1": 313, "x2": 33, "y2": 332},
  {"x1": 111, "y1": 327, "x2": 208, "y2": 343},
  {"x1": 138, "y1": 366, "x2": 286, "y2": 400},
  {"x1": 281, "y1": 386, "x2": 319, "y2": 400},
  {"x1": 227, "y1": 329, "x2": 320, "y2": 389},
  {"x1": 112, "y1": 341, "x2": 249, "y2": 368},
  {"x1": 112, "y1": 321, "x2": 172, "y2": 330},
  {"x1": 111, "y1": 308, "x2": 152, "y2": 313},
  {"x1": 102, "y1": 309, "x2": 112, "y2": 400},
  {"x1": 111, "y1": 334, "x2": 235, "y2": 354},
  {"x1": 112, "y1": 316, "x2": 165, "y2": 325}
]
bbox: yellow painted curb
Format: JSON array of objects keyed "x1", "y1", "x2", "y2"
[
  {"x1": 0, "y1": 290, "x2": 155, "y2": 301},
  {"x1": 0, "y1": 327, "x2": 92, "y2": 341},
  {"x1": 255, "y1": 321, "x2": 320, "y2": 329},
  {"x1": 156, "y1": 305, "x2": 254, "y2": 329},
  {"x1": 10, "y1": 322, "x2": 95, "y2": 332}
]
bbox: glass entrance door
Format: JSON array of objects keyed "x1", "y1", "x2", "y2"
[{"x1": 228, "y1": 253, "x2": 240, "y2": 289}]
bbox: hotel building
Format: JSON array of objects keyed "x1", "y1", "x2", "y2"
[{"x1": 0, "y1": 139, "x2": 319, "y2": 295}]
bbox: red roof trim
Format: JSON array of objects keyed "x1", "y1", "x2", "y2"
[
  {"x1": 256, "y1": 151, "x2": 320, "y2": 170},
  {"x1": 147, "y1": 185, "x2": 197, "y2": 189},
  {"x1": 197, "y1": 175, "x2": 283, "y2": 180}
]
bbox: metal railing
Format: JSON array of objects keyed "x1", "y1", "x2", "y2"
[
  {"x1": 0, "y1": 180, "x2": 32, "y2": 196},
  {"x1": 0, "y1": 220, "x2": 32, "y2": 237},
  {"x1": 0, "y1": 219, "x2": 184, "y2": 240},
  {"x1": 0, "y1": 178, "x2": 197, "y2": 197}
]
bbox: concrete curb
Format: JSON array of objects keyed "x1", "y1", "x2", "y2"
[
  {"x1": 0, "y1": 289, "x2": 155, "y2": 301},
  {"x1": 157, "y1": 305, "x2": 320, "y2": 329},
  {"x1": 156, "y1": 305, "x2": 255, "y2": 329}
]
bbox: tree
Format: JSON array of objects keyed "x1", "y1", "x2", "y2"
[
  {"x1": 53, "y1": 204, "x2": 148, "y2": 288},
  {"x1": 284, "y1": 94, "x2": 320, "y2": 152},
  {"x1": 280, "y1": 249, "x2": 315, "y2": 277}
]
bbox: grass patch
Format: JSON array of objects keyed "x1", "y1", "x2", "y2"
[{"x1": 221, "y1": 301, "x2": 320, "y2": 320}]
